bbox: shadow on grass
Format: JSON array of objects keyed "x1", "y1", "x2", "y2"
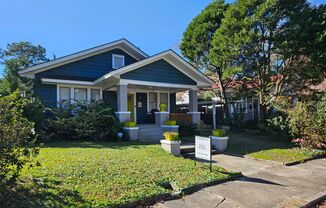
[
  {"x1": 42, "y1": 140, "x2": 158, "y2": 149},
  {"x1": 0, "y1": 178, "x2": 88, "y2": 208}
]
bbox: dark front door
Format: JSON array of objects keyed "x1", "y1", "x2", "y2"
[{"x1": 136, "y1": 93, "x2": 148, "y2": 124}]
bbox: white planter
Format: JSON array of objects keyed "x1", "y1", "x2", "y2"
[
  {"x1": 123, "y1": 127, "x2": 139, "y2": 141},
  {"x1": 210, "y1": 136, "x2": 229, "y2": 152},
  {"x1": 160, "y1": 140, "x2": 181, "y2": 156},
  {"x1": 161, "y1": 125, "x2": 179, "y2": 133}
]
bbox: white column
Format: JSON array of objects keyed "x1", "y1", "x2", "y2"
[
  {"x1": 187, "y1": 89, "x2": 200, "y2": 124},
  {"x1": 115, "y1": 83, "x2": 130, "y2": 122}
]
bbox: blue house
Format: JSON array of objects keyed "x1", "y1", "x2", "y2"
[{"x1": 19, "y1": 39, "x2": 213, "y2": 130}]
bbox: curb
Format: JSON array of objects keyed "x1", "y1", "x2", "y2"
[{"x1": 300, "y1": 190, "x2": 326, "y2": 208}]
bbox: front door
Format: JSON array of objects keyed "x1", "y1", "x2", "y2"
[{"x1": 136, "y1": 93, "x2": 148, "y2": 124}]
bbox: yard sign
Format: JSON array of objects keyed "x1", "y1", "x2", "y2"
[{"x1": 195, "y1": 136, "x2": 212, "y2": 172}]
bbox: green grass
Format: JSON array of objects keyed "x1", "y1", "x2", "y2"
[
  {"x1": 17, "y1": 141, "x2": 237, "y2": 207},
  {"x1": 182, "y1": 131, "x2": 324, "y2": 164},
  {"x1": 248, "y1": 148, "x2": 313, "y2": 163}
]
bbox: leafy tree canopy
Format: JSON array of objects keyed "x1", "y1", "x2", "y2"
[{"x1": 0, "y1": 42, "x2": 48, "y2": 95}]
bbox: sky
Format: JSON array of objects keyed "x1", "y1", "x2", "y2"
[{"x1": 0, "y1": 0, "x2": 325, "y2": 76}]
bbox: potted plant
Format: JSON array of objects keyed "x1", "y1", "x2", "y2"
[
  {"x1": 159, "y1": 103, "x2": 166, "y2": 112},
  {"x1": 210, "y1": 129, "x2": 229, "y2": 151},
  {"x1": 160, "y1": 132, "x2": 181, "y2": 156},
  {"x1": 161, "y1": 120, "x2": 179, "y2": 133},
  {"x1": 123, "y1": 121, "x2": 139, "y2": 141}
]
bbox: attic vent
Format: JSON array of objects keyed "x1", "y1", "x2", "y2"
[{"x1": 112, "y1": 54, "x2": 125, "y2": 69}]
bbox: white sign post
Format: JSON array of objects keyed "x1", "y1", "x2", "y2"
[{"x1": 195, "y1": 136, "x2": 212, "y2": 172}]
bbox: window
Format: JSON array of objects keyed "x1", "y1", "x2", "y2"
[
  {"x1": 74, "y1": 88, "x2": 87, "y2": 103},
  {"x1": 160, "y1": 93, "x2": 169, "y2": 111},
  {"x1": 91, "y1": 89, "x2": 100, "y2": 101},
  {"x1": 112, "y1": 54, "x2": 125, "y2": 69},
  {"x1": 148, "y1": 92, "x2": 158, "y2": 112},
  {"x1": 59, "y1": 87, "x2": 70, "y2": 104}
]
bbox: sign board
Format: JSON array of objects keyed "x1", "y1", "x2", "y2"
[{"x1": 195, "y1": 136, "x2": 211, "y2": 161}]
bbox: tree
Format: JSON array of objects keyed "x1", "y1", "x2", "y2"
[
  {"x1": 180, "y1": 0, "x2": 232, "y2": 119},
  {"x1": 210, "y1": 0, "x2": 325, "y2": 118},
  {"x1": 0, "y1": 42, "x2": 48, "y2": 95}
]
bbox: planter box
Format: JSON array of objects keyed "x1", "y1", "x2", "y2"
[
  {"x1": 160, "y1": 140, "x2": 181, "y2": 156},
  {"x1": 161, "y1": 125, "x2": 179, "y2": 134},
  {"x1": 123, "y1": 127, "x2": 139, "y2": 141},
  {"x1": 210, "y1": 136, "x2": 229, "y2": 152}
]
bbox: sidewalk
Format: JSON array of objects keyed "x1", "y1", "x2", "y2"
[{"x1": 154, "y1": 155, "x2": 326, "y2": 208}]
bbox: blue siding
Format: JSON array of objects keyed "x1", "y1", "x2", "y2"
[
  {"x1": 121, "y1": 59, "x2": 196, "y2": 85},
  {"x1": 34, "y1": 80, "x2": 57, "y2": 107},
  {"x1": 37, "y1": 49, "x2": 137, "y2": 81}
]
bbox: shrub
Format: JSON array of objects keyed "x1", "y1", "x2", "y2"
[
  {"x1": 231, "y1": 110, "x2": 245, "y2": 129},
  {"x1": 212, "y1": 129, "x2": 225, "y2": 137},
  {"x1": 163, "y1": 132, "x2": 180, "y2": 141},
  {"x1": 0, "y1": 92, "x2": 38, "y2": 190},
  {"x1": 177, "y1": 121, "x2": 197, "y2": 137},
  {"x1": 288, "y1": 97, "x2": 326, "y2": 149},
  {"x1": 258, "y1": 115, "x2": 291, "y2": 141},
  {"x1": 164, "y1": 120, "x2": 177, "y2": 126},
  {"x1": 43, "y1": 101, "x2": 121, "y2": 141},
  {"x1": 159, "y1": 103, "x2": 166, "y2": 112},
  {"x1": 123, "y1": 121, "x2": 136, "y2": 127}
]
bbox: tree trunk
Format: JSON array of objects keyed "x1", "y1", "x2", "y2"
[
  {"x1": 216, "y1": 70, "x2": 231, "y2": 122},
  {"x1": 259, "y1": 91, "x2": 267, "y2": 120}
]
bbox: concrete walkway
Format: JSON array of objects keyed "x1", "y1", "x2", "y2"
[{"x1": 154, "y1": 155, "x2": 326, "y2": 208}]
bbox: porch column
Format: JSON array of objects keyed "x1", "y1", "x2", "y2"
[
  {"x1": 187, "y1": 89, "x2": 201, "y2": 124},
  {"x1": 115, "y1": 83, "x2": 130, "y2": 122}
]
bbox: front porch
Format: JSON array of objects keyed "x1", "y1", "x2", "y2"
[{"x1": 103, "y1": 81, "x2": 201, "y2": 125}]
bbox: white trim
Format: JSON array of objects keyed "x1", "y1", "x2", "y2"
[
  {"x1": 19, "y1": 39, "x2": 148, "y2": 77},
  {"x1": 120, "y1": 79, "x2": 197, "y2": 90},
  {"x1": 42, "y1": 78, "x2": 94, "y2": 86},
  {"x1": 112, "y1": 54, "x2": 125, "y2": 69},
  {"x1": 155, "y1": 112, "x2": 170, "y2": 114},
  {"x1": 115, "y1": 111, "x2": 131, "y2": 114},
  {"x1": 56, "y1": 84, "x2": 103, "y2": 107},
  {"x1": 123, "y1": 127, "x2": 139, "y2": 130}
]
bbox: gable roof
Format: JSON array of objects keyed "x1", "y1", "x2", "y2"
[
  {"x1": 94, "y1": 50, "x2": 214, "y2": 87},
  {"x1": 19, "y1": 39, "x2": 148, "y2": 78}
]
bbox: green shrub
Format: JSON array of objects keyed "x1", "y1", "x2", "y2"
[
  {"x1": 177, "y1": 121, "x2": 197, "y2": 137},
  {"x1": 164, "y1": 120, "x2": 177, "y2": 126},
  {"x1": 231, "y1": 110, "x2": 245, "y2": 129},
  {"x1": 212, "y1": 129, "x2": 225, "y2": 137},
  {"x1": 43, "y1": 101, "x2": 121, "y2": 141},
  {"x1": 123, "y1": 121, "x2": 136, "y2": 127},
  {"x1": 0, "y1": 92, "x2": 38, "y2": 191},
  {"x1": 163, "y1": 132, "x2": 180, "y2": 141},
  {"x1": 288, "y1": 97, "x2": 326, "y2": 149},
  {"x1": 258, "y1": 115, "x2": 291, "y2": 141}
]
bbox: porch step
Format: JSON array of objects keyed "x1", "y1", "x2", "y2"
[{"x1": 138, "y1": 124, "x2": 163, "y2": 143}]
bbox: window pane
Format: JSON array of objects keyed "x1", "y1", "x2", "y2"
[
  {"x1": 91, "y1": 89, "x2": 100, "y2": 101},
  {"x1": 74, "y1": 88, "x2": 87, "y2": 103},
  {"x1": 148, "y1": 92, "x2": 157, "y2": 111},
  {"x1": 59, "y1": 87, "x2": 70, "y2": 103},
  {"x1": 160, "y1": 93, "x2": 168, "y2": 111},
  {"x1": 113, "y1": 55, "x2": 125, "y2": 69}
]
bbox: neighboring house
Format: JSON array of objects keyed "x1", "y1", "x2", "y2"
[{"x1": 19, "y1": 39, "x2": 213, "y2": 126}]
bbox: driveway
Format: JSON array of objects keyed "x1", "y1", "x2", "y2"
[{"x1": 154, "y1": 154, "x2": 326, "y2": 208}]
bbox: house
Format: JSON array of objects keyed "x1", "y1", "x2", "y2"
[{"x1": 19, "y1": 39, "x2": 213, "y2": 133}]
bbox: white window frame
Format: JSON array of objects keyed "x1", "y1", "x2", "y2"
[
  {"x1": 112, "y1": 54, "x2": 125, "y2": 69},
  {"x1": 56, "y1": 84, "x2": 103, "y2": 106}
]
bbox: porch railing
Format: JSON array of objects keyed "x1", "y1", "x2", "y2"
[{"x1": 169, "y1": 113, "x2": 192, "y2": 122}]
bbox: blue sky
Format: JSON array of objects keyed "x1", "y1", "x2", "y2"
[
  {"x1": 0, "y1": 0, "x2": 324, "y2": 76},
  {"x1": 0, "y1": 0, "x2": 227, "y2": 76}
]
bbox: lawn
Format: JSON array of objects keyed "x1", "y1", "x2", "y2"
[
  {"x1": 182, "y1": 131, "x2": 324, "y2": 164},
  {"x1": 17, "y1": 141, "x2": 237, "y2": 207}
]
